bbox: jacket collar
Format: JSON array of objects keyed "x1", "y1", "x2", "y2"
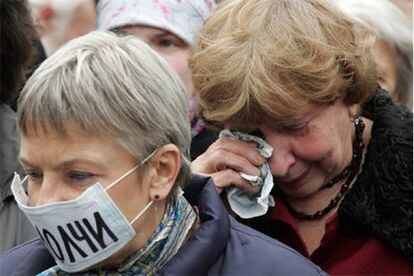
[
  {"x1": 340, "y1": 87, "x2": 413, "y2": 259},
  {"x1": 159, "y1": 174, "x2": 231, "y2": 275}
]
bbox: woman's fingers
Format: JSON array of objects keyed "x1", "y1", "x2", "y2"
[
  {"x1": 191, "y1": 137, "x2": 265, "y2": 194},
  {"x1": 211, "y1": 169, "x2": 261, "y2": 194},
  {"x1": 192, "y1": 137, "x2": 265, "y2": 173},
  {"x1": 210, "y1": 150, "x2": 261, "y2": 176},
  {"x1": 204, "y1": 137, "x2": 265, "y2": 166}
]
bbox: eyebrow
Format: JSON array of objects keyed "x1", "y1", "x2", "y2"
[
  {"x1": 19, "y1": 157, "x2": 37, "y2": 168},
  {"x1": 123, "y1": 26, "x2": 177, "y2": 39},
  {"x1": 152, "y1": 30, "x2": 174, "y2": 38},
  {"x1": 265, "y1": 112, "x2": 316, "y2": 130},
  {"x1": 266, "y1": 118, "x2": 308, "y2": 128},
  {"x1": 19, "y1": 156, "x2": 106, "y2": 170},
  {"x1": 143, "y1": 27, "x2": 185, "y2": 42}
]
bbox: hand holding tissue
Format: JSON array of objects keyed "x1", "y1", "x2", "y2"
[{"x1": 219, "y1": 129, "x2": 275, "y2": 218}]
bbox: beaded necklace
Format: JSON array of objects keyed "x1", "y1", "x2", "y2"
[{"x1": 282, "y1": 116, "x2": 365, "y2": 220}]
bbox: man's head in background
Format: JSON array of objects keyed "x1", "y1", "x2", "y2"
[{"x1": 29, "y1": 0, "x2": 96, "y2": 56}]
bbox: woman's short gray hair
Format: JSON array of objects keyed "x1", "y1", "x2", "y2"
[
  {"x1": 17, "y1": 30, "x2": 192, "y2": 188},
  {"x1": 337, "y1": 0, "x2": 413, "y2": 108}
]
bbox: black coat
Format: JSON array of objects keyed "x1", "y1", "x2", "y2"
[{"x1": 339, "y1": 87, "x2": 413, "y2": 259}]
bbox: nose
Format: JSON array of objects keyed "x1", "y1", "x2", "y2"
[
  {"x1": 29, "y1": 174, "x2": 68, "y2": 206},
  {"x1": 260, "y1": 127, "x2": 296, "y2": 178}
]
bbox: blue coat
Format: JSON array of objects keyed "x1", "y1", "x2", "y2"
[{"x1": 1, "y1": 174, "x2": 326, "y2": 275}]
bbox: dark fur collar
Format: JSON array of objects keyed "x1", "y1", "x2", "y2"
[{"x1": 339, "y1": 87, "x2": 413, "y2": 259}]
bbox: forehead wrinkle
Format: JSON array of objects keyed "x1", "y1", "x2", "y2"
[
  {"x1": 21, "y1": 123, "x2": 96, "y2": 161},
  {"x1": 20, "y1": 136, "x2": 113, "y2": 172}
]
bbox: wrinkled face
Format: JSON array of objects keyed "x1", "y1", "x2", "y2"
[
  {"x1": 19, "y1": 121, "x2": 149, "y2": 222},
  {"x1": 257, "y1": 99, "x2": 356, "y2": 199},
  {"x1": 122, "y1": 26, "x2": 193, "y2": 96},
  {"x1": 372, "y1": 38, "x2": 398, "y2": 100}
]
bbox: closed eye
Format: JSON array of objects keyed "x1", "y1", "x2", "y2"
[
  {"x1": 285, "y1": 123, "x2": 308, "y2": 133},
  {"x1": 250, "y1": 130, "x2": 266, "y2": 139}
]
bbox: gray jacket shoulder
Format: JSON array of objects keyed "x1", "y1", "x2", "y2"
[{"x1": 0, "y1": 104, "x2": 38, "y2": 254}]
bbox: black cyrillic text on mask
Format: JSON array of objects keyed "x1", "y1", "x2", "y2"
[{"x1": 36, "y1": 212, "x2": 119, "y2": 263}]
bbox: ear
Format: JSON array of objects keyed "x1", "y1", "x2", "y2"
[
  {"x1": 347, "y1": 103, "x2": 359, "y2": 121},
  {"x1": 146, "y1": 144, "x2": 181, "y2": 201}
]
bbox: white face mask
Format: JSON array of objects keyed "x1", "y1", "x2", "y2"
[{"x1": 11, "y1": 151, "x2": 157, "y2": 273}]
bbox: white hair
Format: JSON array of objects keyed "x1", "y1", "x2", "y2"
[
  {"x1": 336, "y1": 0, "x2": 413, "y2": 108},
  {"x1": 17, "y1": 30, "x2": 192, "y2": 188}
]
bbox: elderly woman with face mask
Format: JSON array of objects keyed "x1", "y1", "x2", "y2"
[
  {"x1": 0, "y1": 31, "x2": 325, "y2": 276},
  {"x1": 189, "y1": 0, "x2": 412, "y2": 274},
  {"x1": 96, "y1": 0, "x2": 218, "y2": 160}
]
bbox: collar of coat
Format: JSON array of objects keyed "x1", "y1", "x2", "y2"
[{"x1": 339, "y1": 86, "x2": 413, "y2": 260}]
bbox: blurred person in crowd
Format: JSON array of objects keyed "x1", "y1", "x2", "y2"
[
  {"x1": 96, "y1": 0, "x2": 218, "y2": 160},
  {"x1": 0, "y1": 31, "x2": 326, "y2": 276},
  {"x1": 391, "y1": 0, "x2": 413, "y2": 22},
  {"x1": 0, "y1": 0, "x2": 38, "y2": 254},
  {"x1": 9, "y1": 28, "x2": 47, "y2": 112},
  {"x1": 189, "y1": 0, "x2": 412, "y2": 274},
  {"x1": 337, "y1": 0, "x2": 413, "y2": 109},
  {"x1": 29, "y1": 0, "x2": 96, "y2": 56}
]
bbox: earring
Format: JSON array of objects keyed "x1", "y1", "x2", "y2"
[
  {"x1": 353, "y1": 115, "x2": 362, "y2": 128},
  {"x1": 154, "y1": 194, "x2": 160, "y2": 200},
  {"x1": 353, "y1": 115, "x2": 365, "y2": 143},
  {"x1": 350, "y1": 114, "x2": 357, "y2": 123}
]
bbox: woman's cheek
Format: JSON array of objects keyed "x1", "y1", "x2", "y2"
[
  {"x1": 162, "y1": 52, "x2": 193, "y2": 95},
  {"x1": 27, "y1": 185, "x2": 39, "y2": 206},
  {"x1": 292, "y1": 131, "x2": 333, "y2": 162}
]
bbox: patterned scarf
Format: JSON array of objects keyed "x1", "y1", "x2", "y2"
[{"x1": 38, "y1": 191, "x2": 196, "y2": 276}]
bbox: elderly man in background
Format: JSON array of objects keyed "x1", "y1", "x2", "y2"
[
  {"x1": 337, "y1": 0, "x2": 413, "y2": 109},
  {"x1": 29, "y1": 0, "x2": 96, "y2": 56}
]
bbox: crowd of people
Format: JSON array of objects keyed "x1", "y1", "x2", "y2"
[{"x1": 0, "y1": 0, "x2": 412, "y2": 275}]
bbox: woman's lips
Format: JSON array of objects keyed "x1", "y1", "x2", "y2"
[{"x1": 279, "y1": 166, "x2": 311, "y2": 189}]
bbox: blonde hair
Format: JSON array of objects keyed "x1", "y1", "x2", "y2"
[{"x1": 190, "y1": 0, "x2": 377, "y2": 130}]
